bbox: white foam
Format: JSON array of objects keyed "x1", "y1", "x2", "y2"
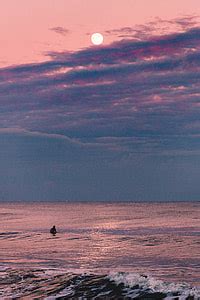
[{"x1": 109, "y1": 272, "x2": 200, "y2": 299}]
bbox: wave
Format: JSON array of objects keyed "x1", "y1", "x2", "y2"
[{"x1": 0, "y1": 268, "x2": 199, "y2": 299}]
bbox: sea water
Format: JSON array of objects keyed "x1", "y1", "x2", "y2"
[{"x1": 0, "y1": 201, "x2": 199, "y2": 298}]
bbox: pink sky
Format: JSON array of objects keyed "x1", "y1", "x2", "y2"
[{"x1": 0, "y1": 0, "x2": 200, "y2": 66}]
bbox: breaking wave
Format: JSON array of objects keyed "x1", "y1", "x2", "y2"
[{"x1": 0, "y1": 268, "x2": 199, "y2": 299}]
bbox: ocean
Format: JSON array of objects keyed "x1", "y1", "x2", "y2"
[{"x1": 0, "y1": 201, "x2": 199, "y2": 299}]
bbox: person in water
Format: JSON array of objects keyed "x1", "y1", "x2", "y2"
[{"x1": 50, "y1": 225, "x2": 57, "y2": 235}]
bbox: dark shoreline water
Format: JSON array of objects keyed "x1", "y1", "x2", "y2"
[{"x1": 0, "y1": 202, "x2": 199, "y2": 298}]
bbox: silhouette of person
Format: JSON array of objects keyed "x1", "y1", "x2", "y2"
[{"x1": 50, "y1": 225, "x2": 57, "y2": 235}]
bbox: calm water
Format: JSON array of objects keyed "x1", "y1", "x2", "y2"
[{"x1": 0, "y1": 202, "x2": 199, "y2": 287}]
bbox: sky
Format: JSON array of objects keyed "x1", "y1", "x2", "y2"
[{"x1": 0, "y1": 0, "x2": 200, "y2": 201}]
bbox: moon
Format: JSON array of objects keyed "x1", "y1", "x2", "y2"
[{"x1": 91, "y1": 33, "x2": 104, "y2": 45}]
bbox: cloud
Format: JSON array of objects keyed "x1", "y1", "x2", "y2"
[
  {"x1": 105, "y1": 15, "x2": 200, "y2": 40},
  {"x1": 49, "y1": 26, "x2": 70, "y2": 36},
  {"x1": 0, "y1": 22, "x2": 200, "y2": 157},
  {"x1": 0, "y1": 128, "x2": 119, "y2": 163},
  {"x1": 46, "y1": 27, "x2": 200, "y2": 67},
  {"x1": 0, "y1": 128, "x2": 199, "y2": 201},
  {"x1": 1, "y1": 18, "x2": 200, "y2": 201}
]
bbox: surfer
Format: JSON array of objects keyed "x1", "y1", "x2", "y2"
[{"x1": 50, "y1": 225, "x2": 57, "y2": 235}]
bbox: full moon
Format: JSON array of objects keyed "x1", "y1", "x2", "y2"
[{"x1": 91, "y1": 33, "x2": 104, "y2": 45}]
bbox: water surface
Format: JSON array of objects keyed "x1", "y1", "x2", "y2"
[{"x1": 0, "y1": 202, "x2": 199, "y2": 286}]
